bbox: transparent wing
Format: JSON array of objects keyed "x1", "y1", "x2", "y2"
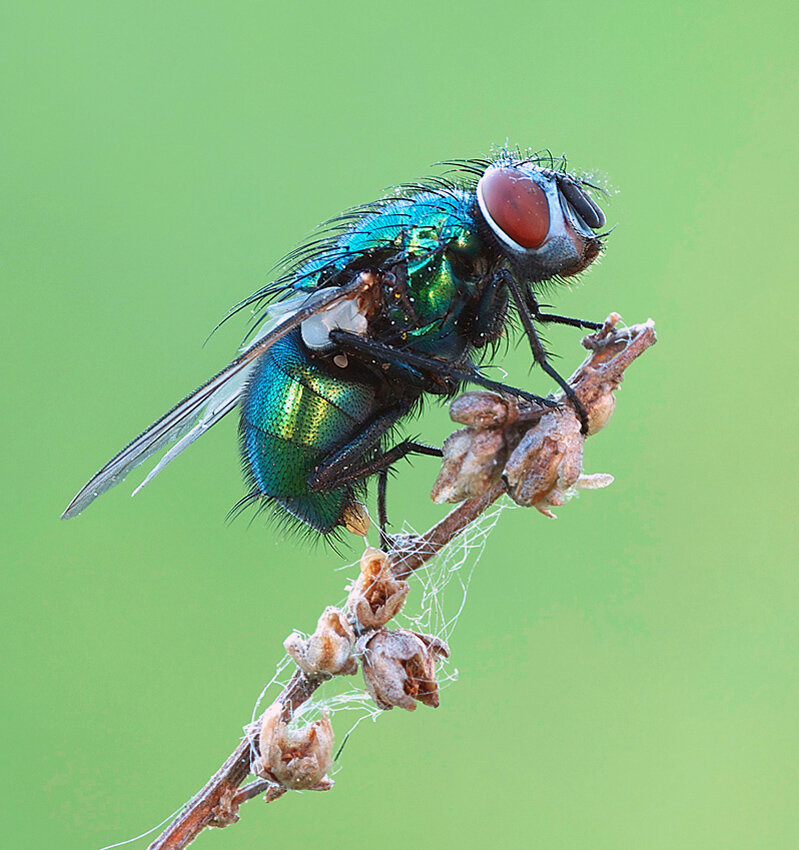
[{"x1": 61, "y1": 277, "x2": 371, "y2": 519}]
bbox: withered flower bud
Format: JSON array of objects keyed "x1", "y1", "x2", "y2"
[
  {"x1": 431, "y1": 426, "x2": 507, "y2": 503},
  {"x1": 257, "y1": 703, "x2": 334, "y2": 791},
  {"x1": 503, "y1": 411, "x2": 612, "y2": 516},
  {"x1": 357, "y1": 628, "x2": 449, "y2": 711},
  {"x1": 431, "y1": 391, "x2": 549, "y2": 503},
  {"x1": 347, "y1": 547, "x2": 409, "y2": 629},
  {"x1": 449, "y1": 391, "x2": 517, "y2": 428},
  {"x1": 284, "y1": 606, "x2": 357, "y2": 677},
  {"x1": 430, "y1": 315, "x2": 653, "y2": 519}
]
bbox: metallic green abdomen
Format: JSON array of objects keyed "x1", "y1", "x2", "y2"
[{"x1": 240, "y1": 329, "x2": 377, "y2": 532}]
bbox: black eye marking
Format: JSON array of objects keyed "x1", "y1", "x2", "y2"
[{"x1": 556, "y1": 177, "x2": 606, "y2": 230}]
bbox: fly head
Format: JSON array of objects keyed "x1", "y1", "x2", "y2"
[{"x1": 475, "y1": 160, "x2": 606, "y2": 284}]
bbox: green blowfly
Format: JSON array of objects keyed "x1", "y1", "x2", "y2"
[{"x1": 62, "y1": 150, "x2": 609, "y2": 540}]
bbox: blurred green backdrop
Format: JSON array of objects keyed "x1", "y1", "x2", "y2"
[{"x1": 3, "y1": 1, "x2": 797, "y2": 848}]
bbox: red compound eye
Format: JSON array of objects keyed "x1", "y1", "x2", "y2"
[{"x1": 477, "y1": 167, "x2": 550, "y2": 250}]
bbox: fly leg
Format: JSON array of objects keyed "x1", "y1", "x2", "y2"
[
  {"x1": 342, "y1": 440, "x2": 443, "y2": 548},
  {"x1": 377, "y1": 469, "x2": 388, "y2": 545},
  {"x1": 358, "y1": 440, "x2": 443, "y2": 547},
  {"x1": 329, "y1": 329, "x2": 557, "y2": 409},
  {"x1": 525, "y1": 292, "x2": 603, "y2": 331},
  {"x1": 307, "y1": 406, "x2": 407, "y2": 493},
  {"x1": 499, "y1": 271, "x2": 592, "y2": 434},
  {"x1": 307, "y1": 406, "x2": 441, "y2": 542},
  {"x1": 465, "y1": 272, "x2": 510, "y2": 348},
  {"x1": 531, "y1": 311, "x2": 602, "y2": 330},
  {"x1": 309, "y1": 431, "x2": 441, "y2": 493}
]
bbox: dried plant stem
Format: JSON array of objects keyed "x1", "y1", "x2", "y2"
[{"x1": 146, "y1": 316, "x2": 656, "y2": 850}]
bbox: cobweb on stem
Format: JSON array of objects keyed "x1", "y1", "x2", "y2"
[
  {"x1": 248, "y1": 499, "x2": 509, "y2": 766},
  {"x1": 396, "y1": 500, "x2": 508, "y2": 645}
]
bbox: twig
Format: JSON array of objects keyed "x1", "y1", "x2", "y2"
[
  {"x1": 146, "y1": 315, "x2": 656, "y2": 850},
  {"x1": 148, "y1": 671, "x2": 314, "y2": 847}
]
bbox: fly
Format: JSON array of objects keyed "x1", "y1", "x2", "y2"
[{"x1": 62, "y1": 149, "x2": 610, "y2": 540}]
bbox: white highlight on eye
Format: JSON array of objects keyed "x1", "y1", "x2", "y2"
[{"x1": 301, "y1": 293, "x2": 368, "y2": 351}]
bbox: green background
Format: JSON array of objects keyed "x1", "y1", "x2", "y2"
[{"x1": 3, "y1": 1, "x2": 797, "y2": 848}]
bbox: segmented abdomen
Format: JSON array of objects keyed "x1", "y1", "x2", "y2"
[{"x1": 240, "y1": 328, "x2": 377, "y2": 533}]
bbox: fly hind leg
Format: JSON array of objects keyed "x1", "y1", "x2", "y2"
[
  {"x1": 307, "y1": 407, "x2": 442, "y2": 542},
  {"x1": 333, "y1": 439, "x2": 443, "y2": 549},
  {"x1": 307, "y1": 406, "x2": 406, "y2": 493}
]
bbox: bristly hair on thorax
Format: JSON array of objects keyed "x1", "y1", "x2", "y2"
[{"x1": 211, "y1": 147, "x2": 609, "y2": 344}]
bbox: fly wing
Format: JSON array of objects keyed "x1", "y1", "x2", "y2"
[{"x1": 61, "y1": 277, "x2": 372, "y2": 519}]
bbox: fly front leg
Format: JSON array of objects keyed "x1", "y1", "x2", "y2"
[
  {"x1": 525, "y1": 288, "x2": 603, "y2": 331},
  {"x1": 500, "y1": 271, "x2": 592, "y2": 434}
]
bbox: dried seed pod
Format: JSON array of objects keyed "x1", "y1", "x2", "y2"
[
  {"x1": 431, "y1": 426, "x2": 507, "y2": 503},
  {"x1": 449, "y1": 391, "x2": 517, "y2": 428},
  {"x1": 257, "y1": 703, "x2": 335, "y2": 791},
  {"x1": 432, "y1": 391, "x2": 550, "y2": 503},
  {"x1": 348, "y1": 547, "x2": 410, "y2": 629},
  {"x1": 503, "y1": 411, "x2": 612, "y2": 516},
  {"x1": 284, "y1": 606, "x2": 357, "y2": 677},
  {"x1": 570, "y1": 314, "x2": 657, "y2": 436},
  {"x1": 431, "y1": 316, "x2": 655, "y2": 517},
  {"x1": 357, "y1": 628, "x2": 450, "y2": 711}
]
